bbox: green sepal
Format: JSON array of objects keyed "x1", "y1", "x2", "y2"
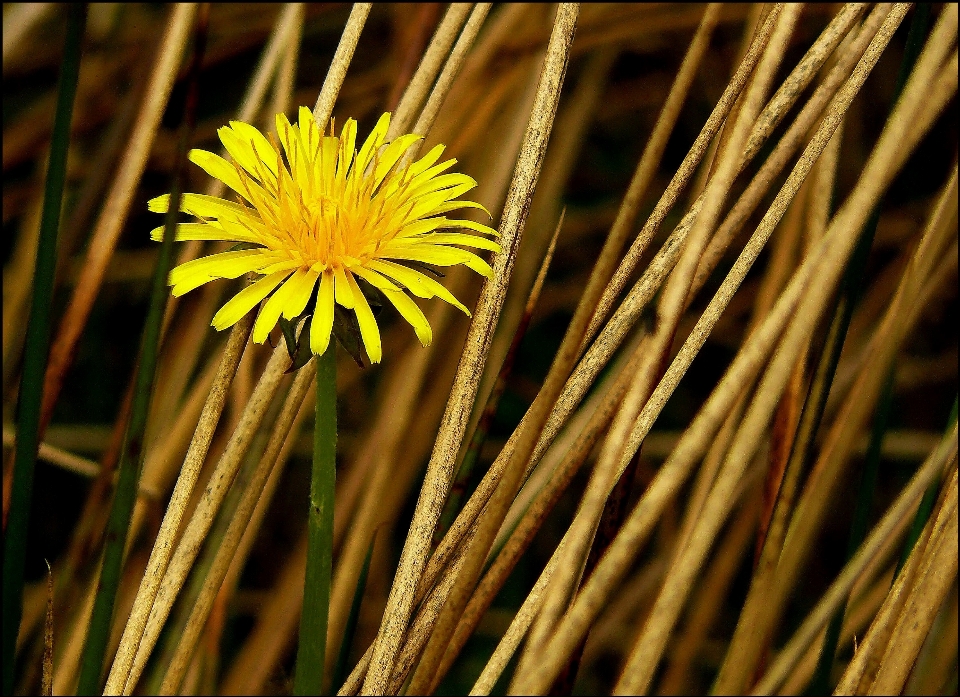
[
  {"x1": 278, "y1": 316, "x2": 298, "y2": 360},
  {"x1": 332, "y1": 305, "x2": 365, "y2": 368}
]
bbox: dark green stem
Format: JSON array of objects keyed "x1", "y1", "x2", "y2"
[
  {"x1": 295, "y1": 345, "x2": 338, "y2": 695},
  {"x1": 2, "y1": 6, "x2": 86, "y2": 695}
]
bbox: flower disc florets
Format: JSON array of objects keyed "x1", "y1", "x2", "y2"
[{"x1": 148, "y1": 107, "x2": 498, "y2": 363}]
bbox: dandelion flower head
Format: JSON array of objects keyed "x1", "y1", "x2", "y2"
[{"x1": 149, "y1": 107, "x2": 499, "y2": 363}]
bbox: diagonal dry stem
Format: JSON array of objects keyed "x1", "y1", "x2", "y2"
[
  {"x1": 751, "y1": 433, "x2": 958, "y2": 695},
  {"x1": 121, "y1": 344, "x2": 292, "y2": 694},
  {"x1": 361, "y1": 5, "x2": 578, "y2": 692}
]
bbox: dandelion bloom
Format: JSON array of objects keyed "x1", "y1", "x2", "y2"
[{"x1": 148, "y1": 107, "x2": 498, "y2": 363}]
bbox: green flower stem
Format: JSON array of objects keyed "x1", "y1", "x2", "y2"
[
  {"x1": 295, "y1": 344, "x2": 338, "y2": 695},
  {"x1": 2, "y1": 6, "x2": 86, "y2": 695}
]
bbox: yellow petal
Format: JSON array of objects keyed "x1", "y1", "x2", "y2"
[
  {"x1": 281, "y1": 267, "x2": 320, "y2": 319},
  {"x1": 346, "y1": 272, "x2": 381, "y2": 364},
  {"x1": 381, "y1": 244, "x2": 493, "y2": 278},
  {"x1": 226, "y1": 121, "x2": 279, "y2": 178},
  {"x1": 310, "y1": 270, "x2": 335, "y2": 356},
  {"x1": 333, "y1": 266, "x2": 355, "y2": 309},
  {"x1": 351, "y1": 267, "x2": 433, "y2": 346},
  {"x1": 416, "y1": 233, "x2": 501, "y2": 252},
  {"x1": 252, "y1": 271, "x2": 299, "y2": 344},
  {"x1": 211, "y1": 270, "x2": 289, "y2": 330},
  {"x1": 354, "y1": 112, "x2": 390, "y2": 176},
  {"x1": 148, "y1": 192, "x2": 251, "y2": 220},
  {"x1": 365, "y1": 260, "x2": 470, "y2": 315},
  {"x1": 169, "y1": 249, "x2": 264, "y2": 287},
  {"x1": 149, "y1": 222, "x2": 253, "y2": 243},
  {"x1": 374, "y1": 134, "x2": 421, "y2": 189},
  {"x1": 405, "y1": 143, "x2": 445, "y2": 180}
]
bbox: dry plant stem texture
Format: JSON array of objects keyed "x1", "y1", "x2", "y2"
[
  {"x1": 731, "y1": 152, "x2": 960, "y2": 692},
  {"x1": 312, "y1": 2, "x2": 371, "y2": 128},
  {"x1": 714, "y1": 15, "x2": 959, "y2": 693},
  {"x1": 159, "y1": 361, "x2": 317, "y2": 693},
  {"x1": 517, "y1": 14, "x2": 958, "y2": 697},
  {"x1": 103, "y1": 315, "x2": 252, "y2": 694},
  {"x1": 752, "y1": 430, "x2": 959, "y2": 695},
  {"x1": 621, "y1": 0, "x2": 911, "y2": 522},
  {"x1": 387, "y1": 2, "x2": 472, "y2": 140},
  {"x1": 360, "y1": 5, "x2": 578, "y2": 692},
  {"x1": 420, "y1": 2, "x2": 781, "y2": 595},
  {"x1": 108, "y1": 5, "x2": 366, "y2": 689},
  {"x1": 121, "y1": 344, "x2": 293, "y2": 693},
  {"x1": 36, "y1": 4, "x2": 197, "y2": 443},
  {"x1": 513, "y1": 4, "x2": 804, "y2": 691},
  {"x1": 581, "y1": 4, "x2": 784, "y2": 347},
  {"x1": 618, "y1": 19, "x2": 959, "y2": 697},
  {"x1": 409, "y1": 3, "x2": 492, "y2": 144},
  {"x1": 404, "y1": 6, "x2": 580, "y2": 694},
  {"x1": 747, "y1": 165, "x2": 960, "y2": 694},
  {"x1": 105, "y1": 5, "x2": 311, "y2": 689}
]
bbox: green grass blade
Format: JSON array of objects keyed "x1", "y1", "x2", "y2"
[
  {"x1": 75, "y1": 9, "x2": 208, "y2": 691},
  {"x1": 1, "y1": 6, "x2": 87, "y2": 694},
  {"x1": 295, "y1": 344, "x2": 338, "y2": 695}
]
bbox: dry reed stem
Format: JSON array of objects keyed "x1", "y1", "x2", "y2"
[
  {"x1": 750, "y1": 432, "x2": 958, "y2": 695},
  {"x1": 409, "y1": 3, "x2": 491, "y2": 143},
  {"x1": 906, "y1": 584, "x2": 959, "y2": 695},
  {"x1": 639, "y1": 44, "x2": 958, "y2": 696},
  {"x1": 312, "y1": 3, "x2": 371, "y2": 129},
  {"x1": 0, "y1": 430, "x2": 156, "y2": 499},
  {"x1": 387, "y1": 3, "x2": 472, "y2": 140},
  {"x1": 718, "y1": 144, "x2": 959, "y2": 693},
  {"x1": 521, "y1": 23, "x2": 958, "y2": 695},
  {"x1": 582, "y1": 4, "x2": 782, "y2": 346},
  {"x1": 1, "y1": 2, "x2": 53, "y2": 66},
  {"x1": 103, "y1": 313, "x2": 253, "y2": 694},
  {"x1": 620, "y1": 0, "x2": 903, "y2": 590},
  {"x1": 418, "y1": 2, "x2": 734, "y2": 612},
  {"x1": 44, "y1": 338, "x2": 223, "y2": 693},
  {"x1": 337, "y1": 529, "x2": 477, "y2": 696},
  {"x1": 404, "y1": 6, "x2": 581, "y2": 692},
  {"x1": 336, "y1": 76, "x2": 539, "y2": 679},
  {"x1": 474, "y1": 530, "x2": 567, "y2": 695},
  {"x1": 658, "y1": 494, "x2": 760, "y2": 694},
  {"x1": 693, "y1": 2, "x2": 893, "y2": 296},
  {"x1": 835, "y1": 456, "x2": 955, "y2": 696},
  {"x1": 572, "y1": 3, "x2": 724, "y2": 363},
  {"x1": 37, "y1": 4, "x2": 197, "y2": 440},
  {"x1": 437, "y1": 333, "x2": 647, "y2": 691},
  {"x1": 122, "y1": 343, "x2": 292, "y2": 693},
  {"x1": 172, "y1": 2, "x2": 306, "y2": 275},
  {"x1": 362, "y1": 5, "x2": 577, "y2": 690},
  {"x1": 159, "y1": 361, "x2": 316, "y2": 693},
  {"x1": 478, "y1": 45, "x2": 616, "y2": 420}
]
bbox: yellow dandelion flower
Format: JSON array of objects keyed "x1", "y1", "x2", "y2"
[{"x1": 148, "y1": 107, "x2": 499, "y2": 363}]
